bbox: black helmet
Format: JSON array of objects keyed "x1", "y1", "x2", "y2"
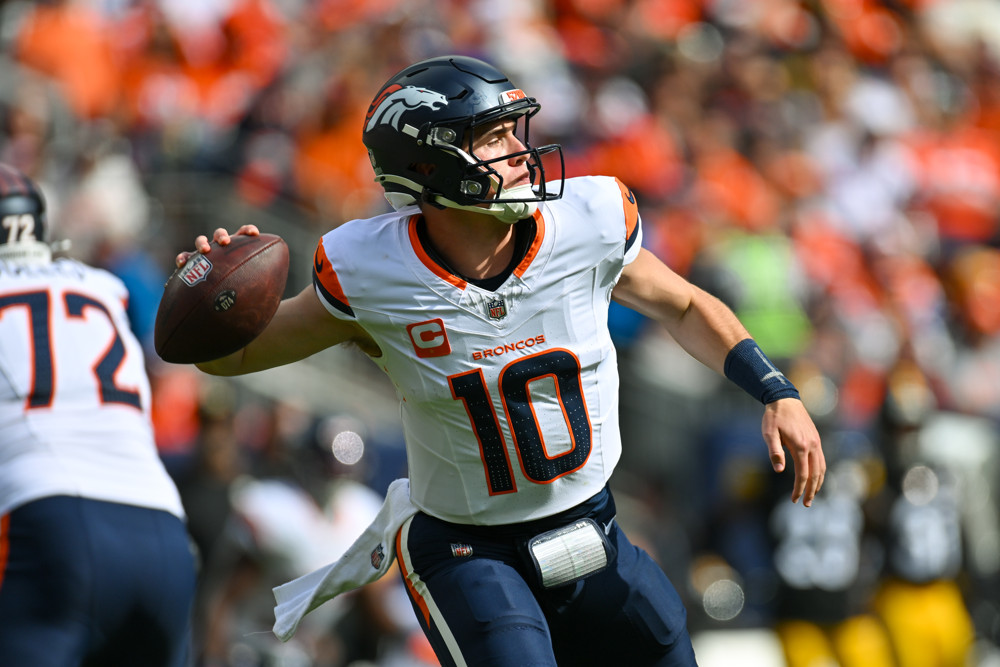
[
  {"x1": 362, "y1": 55, "x2": 564, "y2": 222},
  {"x1": 0, "y1": 163, "x2": 51, "y2": 264}
]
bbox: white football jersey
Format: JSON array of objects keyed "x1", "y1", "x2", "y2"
[
  {"x1": 313, "y1": 176, "x2": 642, "y2": 525},
  {"x1": 0, "y1": 258, "x2": 184, "y2": 518}
]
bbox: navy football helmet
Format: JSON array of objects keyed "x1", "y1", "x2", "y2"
[
  {"x1": 0, "y1": 163, "x2": 51, "y2": 264},
  {"x1": 362, "y1": 55, "x2": 564, "y2": 222}
]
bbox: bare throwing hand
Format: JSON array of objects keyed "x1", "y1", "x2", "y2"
[{"x1": 174, "y1": 225, "x2": 261, "y2": 268}]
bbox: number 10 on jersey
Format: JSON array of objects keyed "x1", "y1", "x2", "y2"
[{"x1": 448, "y1": 348, "x2": 592, "y2": 494}]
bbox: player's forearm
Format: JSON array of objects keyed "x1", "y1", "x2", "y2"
[
  {"x1": 194, "y1": 314, "x2": 330, "y2": 375},
  {"x1": 196, "y1": 288, "x2": 374, "y2": 375},
  {"x1": 661, "y1": 286, "x2": 751, "y2": 375},
  {"x1": 191, "y1": 308, "x2": 295, "y2": 376},
  {"x1": 613, "y1": 249, "x2": 747, "y2": 370},
  {"x1": 195, "y1": 354, "x2": 242, "y2": 376}
]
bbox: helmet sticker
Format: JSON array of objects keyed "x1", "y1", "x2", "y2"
[
  {"x1": 365, "y1": 84, "x2": 448, "y2": 133},
  {"x1": 499, "y1": 89, "x2": 527, "y2": 104}
]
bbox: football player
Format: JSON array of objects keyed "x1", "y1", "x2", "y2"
[
  {"x1": 0, "y1": 164, "x2": 196, "y2": 666},
  {"x1": 180, "y1": 56, "x2": 825, "y2": 666}
]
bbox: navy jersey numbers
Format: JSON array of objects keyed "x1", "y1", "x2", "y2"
[
  {"x1": 449, "y1": 348, "x2": 593, "y2": 495},
  {"x1": 0, "y1": 289, "x2": 141, "y2": 411},
  {"x1": 65, "y1": 293, "x2": 142, "y2": 409},
  {"x1": 0, "y1": 291, "x2": 52, "y2": 408}
]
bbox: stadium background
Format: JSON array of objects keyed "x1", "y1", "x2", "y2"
[{"x1": 1, "y1": 0, "x2": 999, "y2": 665}]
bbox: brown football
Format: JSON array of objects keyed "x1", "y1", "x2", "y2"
[{"x1": 154, "y1": 233, "x2": 289, "y2": 364}]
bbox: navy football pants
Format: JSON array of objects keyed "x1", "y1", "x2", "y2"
[
  {"x1": 396, "y1": 488, "x2": 698, "y2": 666},
  {"x1": 0, "y1": 496, "x2": 197, "y2": 667}
]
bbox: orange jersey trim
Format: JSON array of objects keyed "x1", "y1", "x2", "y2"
[
  {"x1": 513, "y1": 208, "x2": 546, "y2": 279},
  {"x1": 313, "y1": 240, "x2": 352, "y2": 311},
  {"x1": 408, "y1": 215, "x2": 468, "y2": 290},
  {"x1": 615, "y1": 178, "x2": 639, "y2": 242},
  {"x1": 409, "y1": 211, "x2": 545, "y2": 286}
]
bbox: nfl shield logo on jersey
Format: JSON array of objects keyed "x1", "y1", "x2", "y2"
[
  {"x1": 487, "y1": 298, "x2": 507, "y2": 320},
  {"x1": 370, "y1": 543, "x2": 385, "y2": 569}
]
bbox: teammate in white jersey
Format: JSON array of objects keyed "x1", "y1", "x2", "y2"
[
  {"x1": 0, "y1": 163, "x2": 196, "y2": 666},
  {"x1": 179, "y1": 56, "x2": 825, "y2": 666}
]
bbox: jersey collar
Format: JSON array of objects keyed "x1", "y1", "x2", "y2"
[{"x1": 407, "y1": 209, "x2": 546, "y2": 290}]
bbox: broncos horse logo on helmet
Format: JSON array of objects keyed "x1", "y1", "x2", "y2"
[
  {"x1": 362, "y1": 56, "x2": 564, "y2": 222},
  {"x1": 365, "y1": 85, "x2": 449, "y2": 133}
]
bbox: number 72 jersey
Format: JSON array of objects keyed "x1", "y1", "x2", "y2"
[
  {"x1": 313, "y1": 176, "x2": 642, "y2": 525},
  {"x1": 0, "y1": 259, "x2": 184, "y2": 519}
]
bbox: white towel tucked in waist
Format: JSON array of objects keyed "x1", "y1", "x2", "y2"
[{"x1": 272, "y1": 478, "x2": 417, "y2": 641}]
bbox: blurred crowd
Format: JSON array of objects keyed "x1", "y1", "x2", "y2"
[{"x1": 2, "y1": 0, "x2": 1000, "y2": 665}]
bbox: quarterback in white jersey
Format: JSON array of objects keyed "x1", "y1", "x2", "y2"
[
  {"x1": 183, "y1": 56, "x2": 824, "y2": 667},
  {"x1": 0, "y1": 163, "x2": 195, "y2": 667},
  {"x1": 312, "y1": 175, "x2": 640, "y2": 525}
]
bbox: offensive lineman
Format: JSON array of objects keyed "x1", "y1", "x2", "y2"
[
  {"x1": 0, "y1": 164, "x2": 196, "y2": 666},
  {"x1": 180, "y1": 56, "x2": 825, "y2": 666}
]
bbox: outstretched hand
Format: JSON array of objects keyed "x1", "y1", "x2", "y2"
[
  {"x1": 762, "y1": 398, "x2": 825, "y2": 506},
  {"x1": 174, "y1": 225, "x2": 261, "y2": 268}
]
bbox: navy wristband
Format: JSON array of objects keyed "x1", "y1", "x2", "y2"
[{"x1": 724, "y1": 338, "x2": 800, "y2": 404}]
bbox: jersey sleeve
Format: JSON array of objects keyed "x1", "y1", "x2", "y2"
[
  {"x1": 614, "y1": 177, "x2": 643, "y2": 265},
  {"x1": 312, "y1": 235, "x2": 355, "y2": 320}
]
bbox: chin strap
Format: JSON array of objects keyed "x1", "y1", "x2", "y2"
[
  {"x1": 431, "y1": 188, "x2": 538, "y2": 223},
  {"x1": 378, "y1": 174, "x2": 539, "y2": 223},
  {"x1": 428, "y1": 186, "x2": 538, "y2": 223}
]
